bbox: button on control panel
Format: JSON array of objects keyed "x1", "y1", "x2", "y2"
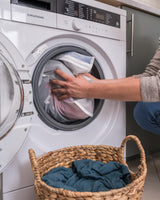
[{"x1": 60, "y1": 16, "x2": 110, "y2": 37}]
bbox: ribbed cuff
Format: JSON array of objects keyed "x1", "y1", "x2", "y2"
[{"x1": 140, "y1": 76, "x2": 160, "y2": 102}]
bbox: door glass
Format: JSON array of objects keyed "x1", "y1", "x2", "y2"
[
  {"x1": 0, "y1": 55, "x2": 23, "y2": 139},
  {"x1": 32, "y1": 46, "x2": 104, "y2": 131}
]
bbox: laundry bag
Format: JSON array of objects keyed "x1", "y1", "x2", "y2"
[{"x1": 29, "y1": 135, "x2": 147, "y2": 200}]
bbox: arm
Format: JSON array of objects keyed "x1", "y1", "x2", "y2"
[
  {"x1": 51, "y1": 39, "x2": 160, "y2": 102},
  {"x1": 88, "y1": 76, "x2": 141, "y2": 101},
  {"x1": 51, "y1": 70, "x2": 142, "y2": 102},
  {"x1": 134, "y1": 39, "x2": 160, "y2": 78},
  {"x1": 133, "y1": 39, "x2": 160, "y2": 101}
]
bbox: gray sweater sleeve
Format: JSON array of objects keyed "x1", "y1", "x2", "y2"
[{"x1": 134, "y1": 38, "x2": 160, "y2": 102}]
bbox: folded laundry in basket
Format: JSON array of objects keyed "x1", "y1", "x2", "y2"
[
  {"x1": 39, "y1": 52, "x2": 95, "y2": 122},
  {"x1": 41, "y1": 159, "x2": 130, "y2": 192}
]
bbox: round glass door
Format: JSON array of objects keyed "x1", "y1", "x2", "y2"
[
  {"x1": 32, "y1": 46, "x2": 104, "y2": 131},
  {"x1": 0, "y1": 54, "x2": 24, "y2": 139}
]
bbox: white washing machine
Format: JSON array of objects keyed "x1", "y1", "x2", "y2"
[{"x1": 0, "y1": 0, "x2": 126, "y2": 199}]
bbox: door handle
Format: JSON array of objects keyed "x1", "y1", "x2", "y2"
[{"x1": 127, "y1": 13, "x2": 134, "y2": 57}]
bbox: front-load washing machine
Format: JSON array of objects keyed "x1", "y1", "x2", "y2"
[{"x1": 0, "y1": 0, "x2": 126, "y2": 199}]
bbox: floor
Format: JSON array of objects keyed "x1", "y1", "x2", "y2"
[
  {"x1": 128, "y1": 152, "x2": 160, "y2": 200},
  {"x1": 0, "y1": 153, "x2": 160, "y2": 200}
]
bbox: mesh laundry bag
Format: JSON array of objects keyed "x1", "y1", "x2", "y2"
[
  {"x1": 51, "y1": 95, "x2": 94, "y2": 120},
  {"x1": 40, "y1": 60, "x2": 77, "y2": 123},
  {"x1": 29, "y1": 135, "x2": 147, "y2": 200},
  {"x1": 55, "y1": 51, "x2": 95, "y2": 75},
  {"x1": 39, "y1": 52, "x2": 95, "y2": 122}
]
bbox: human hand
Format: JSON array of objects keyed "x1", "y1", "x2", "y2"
[{"x1": 50, "y1": 69, "x2": 98, "y2": 100}]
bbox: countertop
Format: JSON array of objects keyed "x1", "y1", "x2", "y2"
[{"x1": 97, "y1": 0, "x2": 160, "y2": 17}]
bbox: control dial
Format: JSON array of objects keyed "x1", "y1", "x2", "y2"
[{"x1": 72, "y1": 20, "x2": 81, "y2": 31}]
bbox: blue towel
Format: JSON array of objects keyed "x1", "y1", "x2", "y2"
[{"x1": 41, "y1": 159, "x2": 130, "y2": 192}]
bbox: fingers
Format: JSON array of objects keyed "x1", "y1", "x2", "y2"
[
  {"x1": 50, "y1": 69, "x2": 74, "y2": 87},
  {"x1": 57, "y1": 94, "x2": 69, "y2": 100},
  {"x1": 52, "y1": 88, "x2": 69, "y2": 100},
  {"x1": 83, "y1": 73, "x2": 98, "y2": 81},
  {"x1": 50, "y1": 79, "x2": 66, "y2": 87},
  {"x1": 52, "y1": 88, "x2": 67, "y2": 95},
  {"x1": 54, "y1": 69, "x2": 73, "y2": 81},
  {"x1": 49, "y1": 69, "x2": 73, "y2": 100}
]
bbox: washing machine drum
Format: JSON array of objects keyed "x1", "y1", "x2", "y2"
[
  {"x1": 0, "y1": 56, "x2": 23, "y2": 139},
  {"x1": 32, "y1": 46, "x2": 104, "y2": 131}
]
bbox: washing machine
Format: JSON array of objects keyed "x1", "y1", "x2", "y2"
[{"x1": 0, "y1": 0, "x2": 126, "y2": 199}]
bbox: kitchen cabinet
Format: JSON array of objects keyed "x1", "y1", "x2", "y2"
[
  {"x1": 121, "y1": 6, "x2": 160, "y2": 157},
  {"x1": 132, "y1": 0, "x2": 160, "y2": 9}
]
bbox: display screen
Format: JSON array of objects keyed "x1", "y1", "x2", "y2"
[
  {"x1": 96, "y1": 13, "x2": 105, "y2": 21},
  {"x1": 57, "y1": 0, "x2": 120, "y2": 28}
]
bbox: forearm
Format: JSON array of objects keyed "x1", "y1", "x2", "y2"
[
  {"x1": 51, "y1": 70, "x2": 142, "y2": 101},
  {"x1": 88, "y1": 77, "x2": 142, "y2": 101}
]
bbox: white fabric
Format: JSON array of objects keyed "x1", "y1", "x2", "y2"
[
  {"x1": 38, "y1": 52, "x2": 95, "y2": 123},
  {"x1": 55, "y1": 52, "x2": 94, "y2": 75}
]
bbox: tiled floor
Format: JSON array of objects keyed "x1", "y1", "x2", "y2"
[{"x1": 128, "y1": 152, "x2": 160, "y2": 200}]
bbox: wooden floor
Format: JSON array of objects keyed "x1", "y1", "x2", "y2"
[
  {"x1": 1, "y1": 153, "x2": 160, "y2": 200},
  {"x1": 128, "y1": 152, "x2": 160, "y2": 200}
]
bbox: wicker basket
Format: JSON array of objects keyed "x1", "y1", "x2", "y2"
[{"x1": 29, "y1": 135, "x2": 147, "y2": 200}]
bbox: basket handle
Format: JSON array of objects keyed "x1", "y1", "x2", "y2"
[
  {"x1": 29, "y1": 149, "x2": 41, "y2": 181},
  {"x1": 119, "y1": 135, "x2": 147, "y2": 174}
]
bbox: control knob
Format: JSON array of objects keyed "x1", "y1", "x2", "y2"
[{"x1": 72, "y1": 20, "x2": 81, "y2": 31}]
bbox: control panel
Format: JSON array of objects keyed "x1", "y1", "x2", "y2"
[
  {"x1": 57, "y1": 0, "x2": 126, "y2": 40},
  {"x1": 1, "y1": 0, "x2": 126, "y2": 40},
  {"x1": 57, "y1": 0, "x2": 120, "y2": 28}
]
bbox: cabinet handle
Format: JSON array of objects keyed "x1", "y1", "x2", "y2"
[{"x1": 127, "y1": 13, "x2": 134, "y2": 57}]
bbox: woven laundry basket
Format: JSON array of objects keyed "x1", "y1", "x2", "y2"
[{"x1": 29, "y1": 135, "x2": 147, "y2": 200}]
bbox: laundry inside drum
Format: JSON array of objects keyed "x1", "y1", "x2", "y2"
[{"x1": 32, "y1": 47, "x2": 104, "y2": 131}]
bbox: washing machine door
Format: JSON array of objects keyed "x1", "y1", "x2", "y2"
[
  {"x1": 32, "y1": 45, "x2": 105, "y2": 131},
  {"x1": 0, "y1": 33, "x2": 33, "y2": 173},
  {"x1": 0, "y1": 54, "x2": 23, "y2": 139}
]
